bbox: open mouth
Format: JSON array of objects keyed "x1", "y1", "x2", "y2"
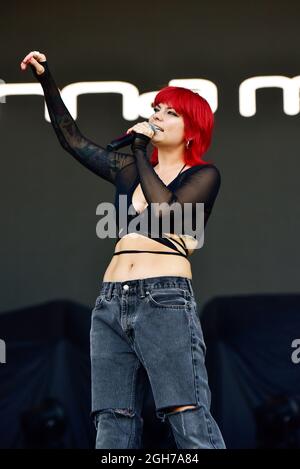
[{"x1": 153, "y1": 125, "x2": 164, "y2": 132}]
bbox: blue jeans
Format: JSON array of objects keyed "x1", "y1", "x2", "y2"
[{"x1": 90, "y1": 275, "x2": 226, "y2": 449}]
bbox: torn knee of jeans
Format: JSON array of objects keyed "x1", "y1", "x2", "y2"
[
  {"x1": 93, "y1": 408, "x2": 135, "y2": 429},
  {"x1": 163, "y1": 405, "x2": 200, "y2": 418},
  {"x1": 114, "y1": 408, "x2": 135, "y2": 418}
]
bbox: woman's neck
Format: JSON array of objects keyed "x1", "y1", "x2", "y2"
[{"x1": 155, "y1": 145, "x2": 185, "y2": 172}]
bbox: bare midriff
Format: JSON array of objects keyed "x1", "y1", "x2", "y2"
[
  {"x1": 103, "y1": 233, "x2": 193, "y2": 282},
  {"x1": 103, "y1": 163, "x2": 194, "y2": 282}
]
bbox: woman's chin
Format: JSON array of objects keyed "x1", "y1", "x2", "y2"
[
  {"x1": 150, "y1": 138, "x2": 159, "y2": 147},
  {"x1": 151, "y1": 136, "x2": 164, "y2": 147}
]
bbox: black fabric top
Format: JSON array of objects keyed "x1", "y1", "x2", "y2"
[{"x1": 31, "y1": 61, "x2": 221, "y2": 259}]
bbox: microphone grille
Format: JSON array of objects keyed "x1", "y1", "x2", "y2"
[{"x1": 149, "y1": 123, "x2": 161, "y2": 133}]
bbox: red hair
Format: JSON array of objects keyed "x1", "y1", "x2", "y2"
[{"x1": 150, "y1": 86, "x2": 214, "y2": 167}]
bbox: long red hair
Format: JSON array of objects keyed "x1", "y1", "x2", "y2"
[{"x1": 150, "y1": 86, "x2": 214, "y2": 167}]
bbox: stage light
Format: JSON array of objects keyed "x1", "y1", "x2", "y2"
[
  {"x1": 255, "y1": 394, "x2": 300, "y2": 448},
  {"x1": 20, "y1": 397, "x2": 67, "y2": 448}
]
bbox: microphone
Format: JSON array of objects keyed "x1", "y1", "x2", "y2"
[{"x1": 106, "y1": 123, "x2": 161, "y2": 151}]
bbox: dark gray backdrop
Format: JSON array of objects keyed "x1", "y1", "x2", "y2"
[{"x1": 1, "y1": 0, "x2": 299, "y2": 313}]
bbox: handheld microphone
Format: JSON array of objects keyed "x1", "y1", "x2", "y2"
[{"x1": 106, "y1": 123, "x2": 161, "y2": 151}]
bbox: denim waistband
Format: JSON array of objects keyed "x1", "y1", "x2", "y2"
[{"x1": 99, "y1": 275, "x2": 194, "y2": 300}]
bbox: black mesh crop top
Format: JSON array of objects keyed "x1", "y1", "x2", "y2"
[{"x1": 30, "y1": 61, "x2": 221, "y2": 260}]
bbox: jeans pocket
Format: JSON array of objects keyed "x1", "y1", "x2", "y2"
[{"x1": 147, "y1": 287, "x2": 189, "y2": 309}]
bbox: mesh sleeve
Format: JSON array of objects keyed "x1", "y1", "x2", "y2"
[
  {"x1": 132, "y1": 133, "x2": 221, "y2": 226},
  {"x1": 30, "y1": 61, "x2": 135, "y2": 185}
]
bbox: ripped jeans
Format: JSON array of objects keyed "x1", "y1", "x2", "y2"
[{"x1": 90, "y1": 275, "x2": 226, "y2": 449}]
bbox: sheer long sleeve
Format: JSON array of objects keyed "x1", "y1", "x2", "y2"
[
  {"x1": 131, "y1": 134, "x2": 221, "y2": 225},
  {"x1": 30, "y1": 61, "x2": 135, "y2": 185}
]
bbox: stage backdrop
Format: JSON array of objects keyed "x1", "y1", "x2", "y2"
[{"x1": 1, "y1": 0, "x2": 300, "y2": 314}]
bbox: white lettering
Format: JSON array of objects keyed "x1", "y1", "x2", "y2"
[
  {"x1": 291, "y1": 338, "x2": 300, "y2": 364},
  {"x1": 0, "y1": 339, "x2": 6, "y2": 364},
  {"x1": 0, "y1": 79, "x2": 6, "y2": 103},
  {"x1": 1, "y1": 76, "x2": 299, "y2": 118},
  {"x1": 239, "y1": 76, "x2": 300, "y2": 116}
]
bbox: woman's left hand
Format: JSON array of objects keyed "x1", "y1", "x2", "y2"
[{"x1": 126, "y1": 121, "x2": 155, "y2": 139}]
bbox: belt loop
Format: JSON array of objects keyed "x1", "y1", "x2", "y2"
[
  {"x1": 187, "y1": 278, "x2": 193, "y2": 296},
  {"x1": 107, "y1": 283, "x2": 113, "y2": 300},
  {"x1": 138, "y1": 279, "x2": 145, "y2": 298}
]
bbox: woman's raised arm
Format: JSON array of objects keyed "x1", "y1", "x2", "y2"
[{"x1": 20, "y1": 51, "x2": 135, "y2": 185}]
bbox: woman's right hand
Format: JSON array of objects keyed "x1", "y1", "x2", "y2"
[{"x1": 20, "y1": 50, "x2": 47, "y2": 75}]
